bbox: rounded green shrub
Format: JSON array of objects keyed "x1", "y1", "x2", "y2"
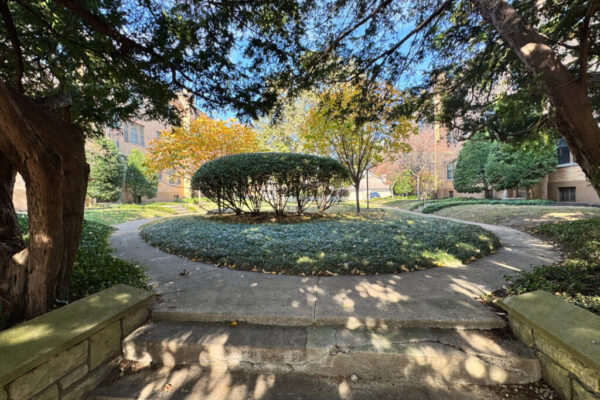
[{"x1": 192, "y1": 153, "x2": 350, "y2": 215}]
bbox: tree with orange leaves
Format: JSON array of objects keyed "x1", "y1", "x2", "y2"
[{"x1": 145, "y1": 113, "x2": 260, "y2": 179}]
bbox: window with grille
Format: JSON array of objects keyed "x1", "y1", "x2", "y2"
[
  {"x1": 558, "y1": 187, "x2": 576, "y2": 202},
  {"x1": 447, "y1": 162, "x2": 455, "y2": 180},
  {"x1": 123, "y1": 123, "x2": 144, "y2": 145}
]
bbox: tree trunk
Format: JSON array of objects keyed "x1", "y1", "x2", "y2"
[
  {"x1": 0, "y1": 153, "x2": 26, "y2": 324},
  {"x1": 0, "y1": 83, "x2": 88, "y2": 324},
  {"x1": 526, "y1": 186, "x2": 533, "y2": 200},
  {"x1": 415, "y1": 174, "x2": 421, "y2": 198},
  {"x1": 354, "y1": 183, "x2": 361, "y2": 213},
  {"x1": 473, "y1": 0, "x2": 600, "y2": 194}
]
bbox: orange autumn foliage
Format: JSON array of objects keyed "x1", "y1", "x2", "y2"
[{"x1": 145, "y1": 113, "x2": 260, "y2": 177}]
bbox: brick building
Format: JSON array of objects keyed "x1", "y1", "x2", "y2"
[{"x1": 412, "y1": 123, "x2": 600, "y2": 204}]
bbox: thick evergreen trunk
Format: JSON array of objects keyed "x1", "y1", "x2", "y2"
[
  {"x1": 0, "y1": 83, "x2": 88, "y2": 324},
  {"x1": 474, "y1": 0, "x2": 600, "y2": 194}
]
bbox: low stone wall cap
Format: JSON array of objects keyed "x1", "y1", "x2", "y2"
[
  {"x1": 498, "y1": 290, "x2": 600, "y2": 372},
  {"x1": 0, "y1": 284, "x2": 153, "y2": 387}
]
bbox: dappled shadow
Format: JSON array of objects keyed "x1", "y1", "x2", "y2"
[
  {"x1": 106, "y1": 319, "x2": 539, "y2": 399},
  {"x1": 137, "y1": 211, "x2": 500, "y2": 276}
]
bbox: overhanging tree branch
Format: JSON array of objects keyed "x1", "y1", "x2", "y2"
[
  {"x1": 0, "y1": 0, "x2": 24, "y2": 92},
  {"x1": 579, "y1": 0, "x2": 599, "y2": 85}
]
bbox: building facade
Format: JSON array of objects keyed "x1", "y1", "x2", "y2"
[
  {"x1": 104, "y1": 118, "x2": 188, "y2": 202},
  {"x1": 413, "y1": 124, "x2": 600, "y2": 204}
]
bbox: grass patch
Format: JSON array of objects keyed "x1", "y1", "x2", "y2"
[
  {"x1": 377, "y1": 198, "x2": 423, "y2": 210},
  {"x1": 433, "y1": 204, "x2": 600, "y2": 228},
  {"x1": 421, "y1": 199, "x2": 554, "y2": 214},
  {"x1": 139, "y1": 210, "x2": 500, "y2": 275},
  {"x1": 85, "y1": 203, "x2": 188, "y2": 225},
  {"x1": 506, "y1": 218, "x2": 600, "y2": 314},
  {"x1": 17, "y1": 215, "x2": 147, "y2": 301}
]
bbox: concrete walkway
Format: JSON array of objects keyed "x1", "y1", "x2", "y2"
[{"x1": 108, "y1": 208, "x2": 561, "y2": 330}]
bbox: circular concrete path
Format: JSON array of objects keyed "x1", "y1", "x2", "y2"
[{"x1": 108, "y1": 207, "x2": 561, "y2": 330}]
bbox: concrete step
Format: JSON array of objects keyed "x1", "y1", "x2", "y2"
[
  {"x1": 88, "y1": 364, "x2": 549, "y2": 400},
  {"x1": 122, "y1": 321, "x2": 541, "y2": 386}
]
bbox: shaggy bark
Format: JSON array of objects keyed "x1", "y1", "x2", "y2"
[
  {"x1": 474, "y1": 0, "x2": 600, "y2": 193},
  {"x1": 0, "y1": 83, "x2": 88, "y2": 323}
]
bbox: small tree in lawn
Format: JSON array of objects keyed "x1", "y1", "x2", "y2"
[
  {"x1": 86, "y1": 138, "x2": 124, "y2": 202},
  {"x1": 393, "y1": 170, "x2": 414, "y2": 196},
  {"x1": 372, "y1": 160, "x2": 403, "y2": 197},
  {"x1": 454, "y1": 137, "x2": 495, "y2": 198},
  {"x1": 125, "y1": 150, "x2": 157, "y2": 204},
  {"x1": 486, "y1": 141, "x2": 557, "y2": 199},
  {"x1": 301, "y1": 83, "x2": 413, "y2": 212},
  {"x1": 145, "y1": 114, "x2": 259, "y2": 181}
]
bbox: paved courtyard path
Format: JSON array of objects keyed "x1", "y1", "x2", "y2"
[{"x1": 109, "y1": 207, "x2": 561, "y2": 329}]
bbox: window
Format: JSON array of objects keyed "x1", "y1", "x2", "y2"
[
  {"x1": 446, "y1": 130, "x2": 458, "y2": 146},
  {"x1": 557, "y1": 139, "x2": 571, "y2": 165},
  {"x1": 447, "y1": 162, "x2": 455, "y2": 180},
  {"x1": 123, "y1": 123, "x2": 144, "y2": 145},
  {"x1": 129, "y1": 125, "x2": 138, "y2": 144},
  {"x1": 559, "y1": 187, "x2": 576, "y2": 202}
]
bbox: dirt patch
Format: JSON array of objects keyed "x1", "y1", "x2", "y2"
[{"x1": 491, "y1": 382, "x2": 558, "y2": 399}]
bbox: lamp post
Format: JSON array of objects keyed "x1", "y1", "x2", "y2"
[
  {"x1": 120, "y1": 154, "x2": 128, "y2": 203},
  {"x1": 366, "y1": 163, "x2": 372, "y2": 209}
]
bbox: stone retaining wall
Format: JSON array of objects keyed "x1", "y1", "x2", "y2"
[
  {"x1": 499, "y1": 291, "x2": 600, "y2": 400},
  {"x1": 0, "y1": 285, "x2": 153, "y2": 400}
]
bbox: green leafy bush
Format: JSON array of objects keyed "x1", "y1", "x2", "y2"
[
  {"x1": 140, "y1": 211, "x2": 500, "y2": 275},
  {"x1": 17, "y1": 215, "x2": 147, "y2": 301},
  {"x1": 86, "y1": 137, "x2": 125, "y2": 202},
  {"x1": 192, "y1": 152, "x2": 350, "y2": 215},
  {"x1": 507, "y1": 218, "x2": 600, "y2": 314},
  {"x1": 421, "y1": 199, "x2": 555, "y2": 214}
]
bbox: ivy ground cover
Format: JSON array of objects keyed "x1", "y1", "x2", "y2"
[{"x1": 139, "y1": 211, "x2": 500, "y2": 275}]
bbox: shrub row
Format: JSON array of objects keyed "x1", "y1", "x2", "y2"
[
  {"x1": 421, "y1": 199, "x2": 555, "y2": 214},
  {"x1": 192, "y1": 153, "x2": 350, "y2": 215}
]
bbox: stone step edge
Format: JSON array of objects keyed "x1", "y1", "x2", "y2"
[
  {"x1": 122, "y1": 322, "x2": 541, "y2": 385},
  {"x1": 150, "y1": 309, "x2": 507, "y2": 330},
  {"x1": 88, "y1": 365, "x2": 546, "y2": 400}
]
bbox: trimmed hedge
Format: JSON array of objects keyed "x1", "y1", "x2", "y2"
[
  {"x1": 192, "y1": 153, "x2": 350, "y2": 215},
  {"x1": 421, "y1": 199, "x2": 555, "y2": 214}
]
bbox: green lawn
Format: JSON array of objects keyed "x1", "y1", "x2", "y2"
[
  {"x1": 432, "y1": 204, "x2": 600, "y2": 228},
  {"x1": 84, "y1": 201, "x2": 216, "y2": 225},
  {"x1": 84, "y1": 204, "x2": 178, "y2": 225},
  {"x1": 139, "y1": 210, "x2": 500, "y2": 275},
  {"x1": 374, "y1": 198, "x2": 424, "y2": 210},
  {"x1": 506, "y1": 218, "x2": 600, "y2": 314}
]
